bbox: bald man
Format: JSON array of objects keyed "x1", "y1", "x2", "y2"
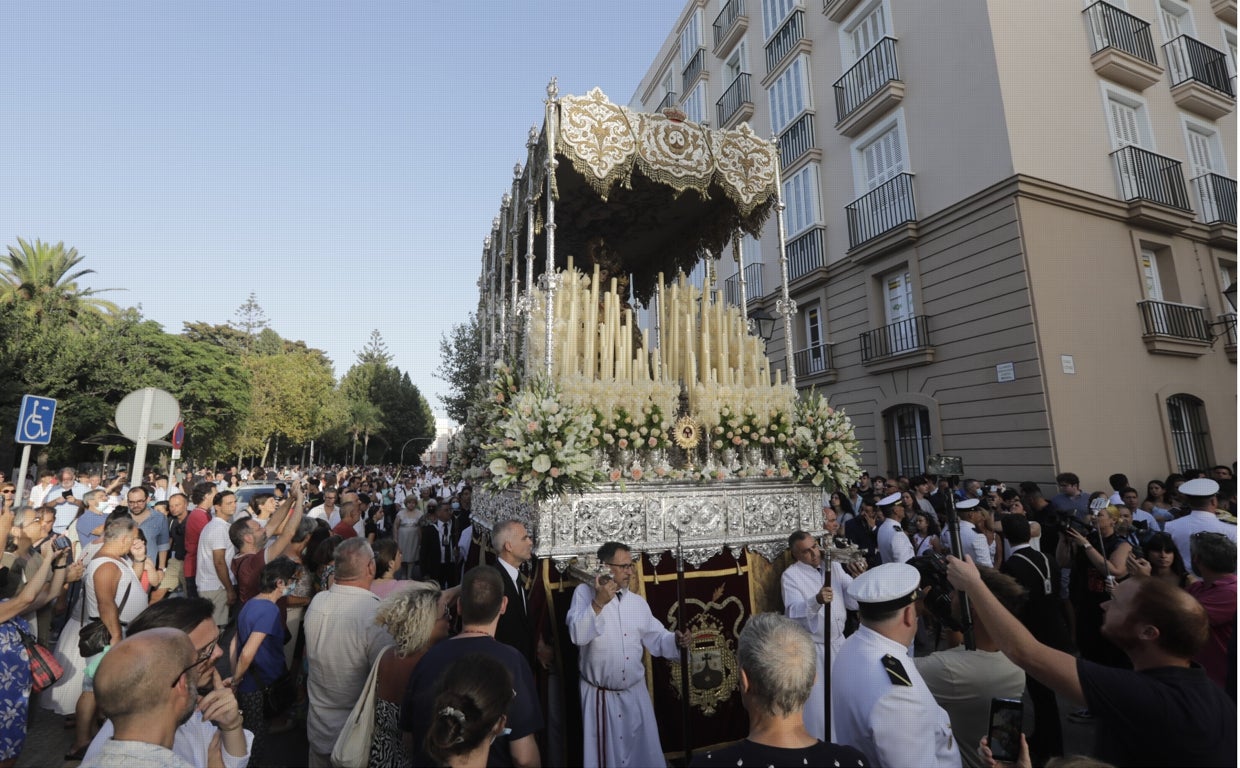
[{"x1": 85, "y1": 628, "x2": 222, "y2": 768}]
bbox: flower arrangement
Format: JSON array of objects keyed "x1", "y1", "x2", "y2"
[
  {"x1": 448, "y1": 362, "x2": 521, "y2": 484},
  {"x1": 784, "y1": 390, "x2": 862, "y2": 491},
  {"x1": 482, "y1": 376, "x2": 599, "y2": 501}
]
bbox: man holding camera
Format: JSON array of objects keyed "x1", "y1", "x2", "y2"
[{"x1": 948, "y1": 552, "x2": 1235, "y2": 767}]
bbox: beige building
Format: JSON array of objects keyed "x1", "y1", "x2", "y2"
[{"x1": 630, "y1": 0, "x2": 1237, "y2": 488}]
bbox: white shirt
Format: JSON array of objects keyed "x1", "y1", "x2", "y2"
[
  {"x1": 1166, "y1": 509, "x2": 1238, "y2": 574},
  {"x1": 85, "y1": 711, "x2": 254, "y2": 768},
  {"x1": 877, "y1": 518, "x2": 916, "y2": 564},
  {"x1": 304, "y1": 584, "x2": 394, "y2": 755},
  {"x1": 781, "y1": 560, "x2": 857, "y2": 653},
  {"x1": 81, "y1": 740, "x2": 194, "y2": 768},
  {"x1": 49, "y1": 482, "x2": 90, "y2": 533},
  {"x1": 942, "y1": 520, "x2": 993, "y2": 567},
  {"x1": 195, "y1": 517, "x2": 235, "y2": 591},
  {"x1": 833, "y1": 624, "x2": 961, "y2": 768},
  {"x1": 307, "y1": 503, "x2": 336, "y2": 522}
]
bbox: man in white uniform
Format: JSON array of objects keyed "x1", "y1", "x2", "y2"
[
  {"x1": 833, "y1": 562, "x2": 962, "y2": 768},
  {"x1": 876, "y1": 491, "x2": 915, "y2": 564},
  {"x1": 566, "y1": 541, "x2": 690, "y2": 768},
  {"x1": 781, "y1": 530, "x2": 859, "y2": 740},
  {"x1": 941, "y1": 498, "x2": 993, "y2": 566},
  {"x1": 1166, "y1": 478, "x2": 1238, "y2": 574}
]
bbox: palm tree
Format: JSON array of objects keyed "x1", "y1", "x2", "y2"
[
  {"x1": 1, "y1": 237, "x2": 121, "y2": 318},
  {"x1": 347, "y1": 400, "x2": 384, "y2": 466}
]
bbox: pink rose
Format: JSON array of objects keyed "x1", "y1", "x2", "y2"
[
  {"x1": 609, "y1": 469, "x2": 622, "y2": 482},
  {"x1": 630, "y1": 468, "x2": 643, "y2": 481},
  {"x1": 550, "y1": 467, "x2": 561, "y2": 478}
]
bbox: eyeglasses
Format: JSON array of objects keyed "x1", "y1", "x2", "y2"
[
  {"x1": 170, "y1": 635, "x2": 218, "y2": 688},
  {"x1": 0, "y1": 489, "x2": 14, "y2": 495},
  {"x1": 605, "y1": 562, "x2": 636, "y2": 571}
]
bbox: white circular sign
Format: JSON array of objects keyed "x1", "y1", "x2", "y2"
[{"x1": 115, "y1": 388, "x2": 180, "y2": 441}]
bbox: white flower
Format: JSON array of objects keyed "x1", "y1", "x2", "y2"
[{"x1": 532, "y1": 454, "x2": 552, "y2": 473}]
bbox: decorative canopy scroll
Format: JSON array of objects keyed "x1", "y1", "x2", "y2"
[{"x1": 516, "y1": 87, "x2": 779, "y2": 306}]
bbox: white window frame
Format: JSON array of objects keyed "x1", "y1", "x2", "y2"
[
  {"x1": 761, "y1": 0, "x2": 799, "y2": 41},
  {"x1": 1219, "y1": 259, "x2": 1237, "y2": 312},
  {"x1": 1220, "y1": 23, "x2": 1238, "y2": 78},
  {"x1": 1180, "y1": 116, "x2": 1226, "y2": 174},
  {"x1": 850, "y1": 108, "x2": 911, "y2": 198},
  {"x1": 1157, "y1": 0, "x2": 1196, "y2": 43},
  {"x1": 803, "y1": 304, "x2": 826, "y2": 373},
  {"x1": 662, "y1": 69, "x2": 676, "y2": 101},
  {"x1": 782, "y1": 163, "x2": 822, "y2": 237},
  {"x1": 681, "y1": 10, "x2": 703, "y2": 69},
  {"x1": 684, "y1": 81, "x2": 708, "y2": 124},
  {"x1": 1100, "y1": 83, "x2": 1155, "y2": 151},
  {"x1": 838, "y1": 0, "x2": 893, "y2": 68},
  {"x1": 724, "y1": 40, "x2": 748, "y2": 83},
  {"x1": 768, "y1": 53, "x2": 811, "y2": 134}
]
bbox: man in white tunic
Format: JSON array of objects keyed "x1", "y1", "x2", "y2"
[
  {"x1": 833, "y1": 563, "x2": 962, "y2": 768},
  {"x1": 876, "y1": 491, "x2": 916, "y2": 564},
  {"x1": 781, "y1": 530, "x2": 859, "y2": 740},
  {"x1": 1165, "y1": 478, "x2": 1237, "y2": 574},
  {"x1": 567, "y1": 541, "x2": 690, "y2": 768}
]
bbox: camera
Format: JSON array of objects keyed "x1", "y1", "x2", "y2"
[
  {"x1": 1055, "y1": 509, "x2": 1092, "y2": 537},
  {"x1": 908, "y1": 552, "x2": 960, "y2": 630}
]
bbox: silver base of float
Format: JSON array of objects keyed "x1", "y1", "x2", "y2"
[{"x1": 474, "y1": 479, "x2": 825, "y2": 568}]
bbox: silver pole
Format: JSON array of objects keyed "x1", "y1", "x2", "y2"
[
  {"x1": 771, "y1": 135, "x2": 797, "y2": 389},
  {"x1": 543, "y1": 77, "x2": 560, "y2": 379},
  {"x1": 480, "y1": 236, "x2": 491, "y2": 369},
  {"x1": 499, "y1": 194, "x2": 511, "y2": 363},
  {"x1": 510, "y1": 163, "x2": 522, "y2": 359},
  {"x1": 733, "y1": 232, "x2": 748, "y2": 309},
  {"x1": 524, "y1": 126, "x2": 538, "y2": 379}
]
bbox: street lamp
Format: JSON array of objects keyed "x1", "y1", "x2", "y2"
[
  {"x1": 400, "y1": 436, "x2": 435, "y2": 466},
  {"x1": 748, "y1": 307, "x2": 776, "y2": 344}
]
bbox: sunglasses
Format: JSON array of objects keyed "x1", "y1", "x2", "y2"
[{"x1": 170, "y1": 634, "x2": 219, "y2": 688}]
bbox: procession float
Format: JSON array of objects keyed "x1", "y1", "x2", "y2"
[{"x1": 452, "y1": 80, "x2": 863, "y2": 761}]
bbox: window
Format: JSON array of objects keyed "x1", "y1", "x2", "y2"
[
  {"x1": 1166, "y1": 394, "x2": 1210, "y2": 472},
  {"x1": 769, "y1": 54, "x2": 810, "y2": 133},
  {"x1": 782, "y1": 164, "x2": 821, "y2": 236},
  {"x1": 1220, "y1": 260, "x2": 1237, "y2": 311},
  {"x1": 681, "y1": 10, "x2": 703, "y2": 68},
  {"x1": 1105, "y1": 91, "x2": 1151, "y2": 149},
  {"x1": 852, "y1": 119, "x2": 913, "y2": 233},
  {"x1": 885, "y1": 404, "x2": 931, "y2": 478},
  {"x1": 1158, "y1": 0, "x2": 1197, "y2": 82},
  {"x1": 762, "y1": 0, "x2": 798, "y2": 39},
  {"x1": 1223, "y1": 25, "x2": 1238, "y2": 78},
  {"x1": 725, "y1": 41, "x2": 747, "y2": 82},
  {"x1": 1184, "y1": 121, "x2": 1226, "y2": 221},
  {"x1": 882, "y1": 269, "x2": 921, "y2": 352},
  {"x1": 662, "y1": 70, "x2": 676, "y2": 101},
  {"x1": 843, "y1": 2, "x2": 888, "y2": 65},
  {"x1": 1141, "y1": 247, "x2": 1166, "y2": 302},
  {"x1": 684, "y1": 81, "x2": 707, "y2": 124},
  {"x1": 804, "y1": 305, "x2": 826, "y2": 373}
]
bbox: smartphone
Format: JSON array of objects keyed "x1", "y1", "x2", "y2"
[
  {"x1": 61, "y1": 490, "x2": 72, "y2": 499},
  {"x1": 988, "y1": 697, "x2": 1023, "y2": 762},
  {"x1": 51, "y1": 535, "x2": 72, "y2": 552}
]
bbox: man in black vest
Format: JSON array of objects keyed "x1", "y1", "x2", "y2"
[
  {"x1": 844, "y1": 495, "x2": 882, "y2": 570},
  {"x1": 420, "y1": 501, "x2": 459, "y2": 589},
  {"x1": 492, "y1": 519, "x2": 552, "y2": 672}
]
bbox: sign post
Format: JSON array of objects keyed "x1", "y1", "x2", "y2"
[
  {"x1": 115, "y1": 388, "x2": 180, "y2": 485},
  {"x1": 169, "y1": 421, "x2": 185, "y2": 483},
  {"x1": 12, "y1": 395, "x2": 57, "y2": 508}
]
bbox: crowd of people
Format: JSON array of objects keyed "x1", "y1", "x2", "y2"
[{"x1": 0, "y1": 459, "x2": 1231, "y2": 767}]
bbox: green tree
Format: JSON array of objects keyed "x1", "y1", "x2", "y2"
[
  {"x1": 236, "y1": 350, "x2": 336, "y2": 466},
  {"x1": 0, "y1": 238, "x2": 121, "y2": 319},
  {"x1": 181, "y1": 321, "x2": 249, "y2": 354},
  {"x1": 230, "y1": 292, "x2": 268, "y2": 355},
  {"x1": 436, "y1": 312, "x2": 482, "y2": 424},
  {"x1": 357, "y1": 329, "x2": 392, "y2": 366},
  {"x1": 346, "y1": 399, "x2": 384, "y2": 465}
]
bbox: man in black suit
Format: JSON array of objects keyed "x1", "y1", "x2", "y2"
[
  {"x1": 844, "y1": 496, "x2": 882, "y2": 570},
  {"x1": 493, "y1": 519, "x2": 552, "y2": 672},
  {"x1": 420, "y1": 500, "x2": 459, "y2": 589},
  {"x1": 1000, "y1": 515, "x2": 1068, "y2": 764}
]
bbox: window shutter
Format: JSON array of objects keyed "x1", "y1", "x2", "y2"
[{"x1": 864, "y1": 127, "x2": 904, "y2": 190}]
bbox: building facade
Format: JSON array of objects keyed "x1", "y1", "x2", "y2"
[{"x1": 630, "y1": 0, "x2": 1237, "y2": 488}]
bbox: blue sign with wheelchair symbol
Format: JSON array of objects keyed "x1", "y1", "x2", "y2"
[{"x1": 16, "y1": 395, "x2": 56, "y2": 445}]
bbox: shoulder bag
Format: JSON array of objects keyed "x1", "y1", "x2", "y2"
[
  {"x1": 78, "y1": 579, "x2": 132, "y2": 658},
  {"x1": 17, "y1": 623, "x2": 63, "y2": 692},
  {"x1": 331, "y1": 645, "x2": 392, "y2": 768}
]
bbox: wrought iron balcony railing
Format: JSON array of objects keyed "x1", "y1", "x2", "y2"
[
  {"x1": 786, "y1": 226, "x2": 826, "y2": 281},
  {"x1": 834, "y1": 37, "x2": 900, "y2": 123},
  {"x1": 861, "y1": 315, "x2": 930, "y2": 362},
  {"x1": 778, "y1": 112, "x2": 815, "y2": 169},
  {"x1": 765, "y1": 9, "x2": 805, "y2": 73},
  {"x1": 1219, "y1": 313, "x2": 1237, "y2": 347},
  {"x1": 713, "y1": 0, "x2": 745, "y2": 49},
  {"x1": 1137, "y1": 300, "x2": 1211, "y2": 341},
  {"x1": 1110, "y1": 146, "x2": 1191, "y2": 210},
  {"x1": 1192, "y1": 173, "x2": 1238, "y2": 225},
  {"x1": 845, "y1": 173, "x2": 917, "y2": 248},
  {"x1": 723, "y1": 263, "x2": 764, "y2": 306},
  {"x1": 717, "y1": 73, "x2": 752, "y2": 126},
  {"x1": 683, "y1": 47, "x2": 706, "y2": 93},
  {"x1": 1164, "y1": 35, "x2": 1235, "y2": 95},
  {"x1": 1083, "y1": 1, "x2": 1158, "y2": 64},
  {"x1": 657, "y1": 91, "x2": 678, "y2": 112},
  {"x1": 794, "y1": 342, "x2": 835, "y2": 375}
]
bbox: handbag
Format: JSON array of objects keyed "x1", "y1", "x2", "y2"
[
  {"x1": 78, "y1": 581, "x2": 132, "y2": 658},
  {"x1": 331, "y1": 645, "x2": 390, "y2": 768},
  {"x1": 17, "y1": 625, "x2": 63, "y2": 692},
  {"x1": 249, "y1": 666, "x2": 297, "y2": 719}
]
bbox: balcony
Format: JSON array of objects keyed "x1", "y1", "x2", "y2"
[
  {"x1": 1219, "y1": 313, "x2": 1237, "y2": 363},
  {"x1": 845, "y1": 173, "x2": 919, "y2": 258},
  {"x1": 717, "y1": 73, "x2": 754, "y2": 127},
  {"x1": 778, "y1": 112, "x2": 816, "y2": 170},
  {"x1": 823, "y1": 0, "x2": 864, "y2": 22},
  {"x1": 1083, "y1": 2, "x2": 1163, "y2": 91},
  {"x1": 1213, "y1": 0, "x2": 1237, "y2": 24},
  {"x1": 657, "y1": 91, "x2": 679, "y2": 112},
  {"x1": 1164, "y1": 36, "x2": 1236, "y2": 119},
  {"x1": 794, "y1": 342, "x2": 837, "y2": 383},
  {"x1": 786, "y1": 226, "x2": 826, "y2": 282},
  {"x1": 1191, "y1": 173, "x2": 1237, "y2": 247},
  {"x1": 683, "y1": 47, "x2": 707, "y2": 94},
  {"x1": 724, "y1": 263, "x2": 764, "y2": 306},
  {"x1": 713, "y1": 0, "x2": 748, "y2": 54},
  {"x1": 1109, "y1": 146, "x2": 1194, "y2": 231},
  {"x1": 1138, "y1": 299, "x2": 1212, "y2": 356},
  {"x1": 765, "y1": 9, "x2": 806, "y2": 74},
  {"x1": 860, "y1": 315, "x2": 934, "y2": 372},
  {"x1": 834, "y1": 37, "x2": 905, "y2": 136}
]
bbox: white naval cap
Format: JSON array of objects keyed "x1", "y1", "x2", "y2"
[
  {"x1": 1180, "y1": 478, "x2": 1220, "y2": 497},
  {"x1": 848, "y1": 562, "x2": 922, "y2": 615},
  {"x1": 956, "y1": 497, "x2": 980, "y2": 510},
  {"x1": 878, "y1": 492, "x2": 902, "y2": 507}
]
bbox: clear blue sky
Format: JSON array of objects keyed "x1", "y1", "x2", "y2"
[{"x1": 1, "y1": 1, "x2": 681, "y2": 425}]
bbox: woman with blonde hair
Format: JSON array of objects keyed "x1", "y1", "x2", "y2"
[{"x1": 369, "y1": 581, "x2": 460, "y2": 768}]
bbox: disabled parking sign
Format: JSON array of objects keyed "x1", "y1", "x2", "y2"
[{"x1": 15, "y1": 395, "x2": 56, "y2": 445}]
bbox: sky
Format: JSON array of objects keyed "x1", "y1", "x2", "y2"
[{"x1": 1, "y1": 1, "x2": 683, "y2": 427}]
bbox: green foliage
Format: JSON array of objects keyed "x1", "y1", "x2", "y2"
[
  {"x1": 1, "y1": 238, "x2": 121, "y2": 319},
  {"x1": 436, "y1": 312, "x2": 481, "y2": 425}
]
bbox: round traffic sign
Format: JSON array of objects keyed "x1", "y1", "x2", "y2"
[
  {"x1": 172, "y1": 421, "x2": 185, "y2": 450},
  {"x1": 115, "y1": 388, "x2": 180, "y2": 441}
]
